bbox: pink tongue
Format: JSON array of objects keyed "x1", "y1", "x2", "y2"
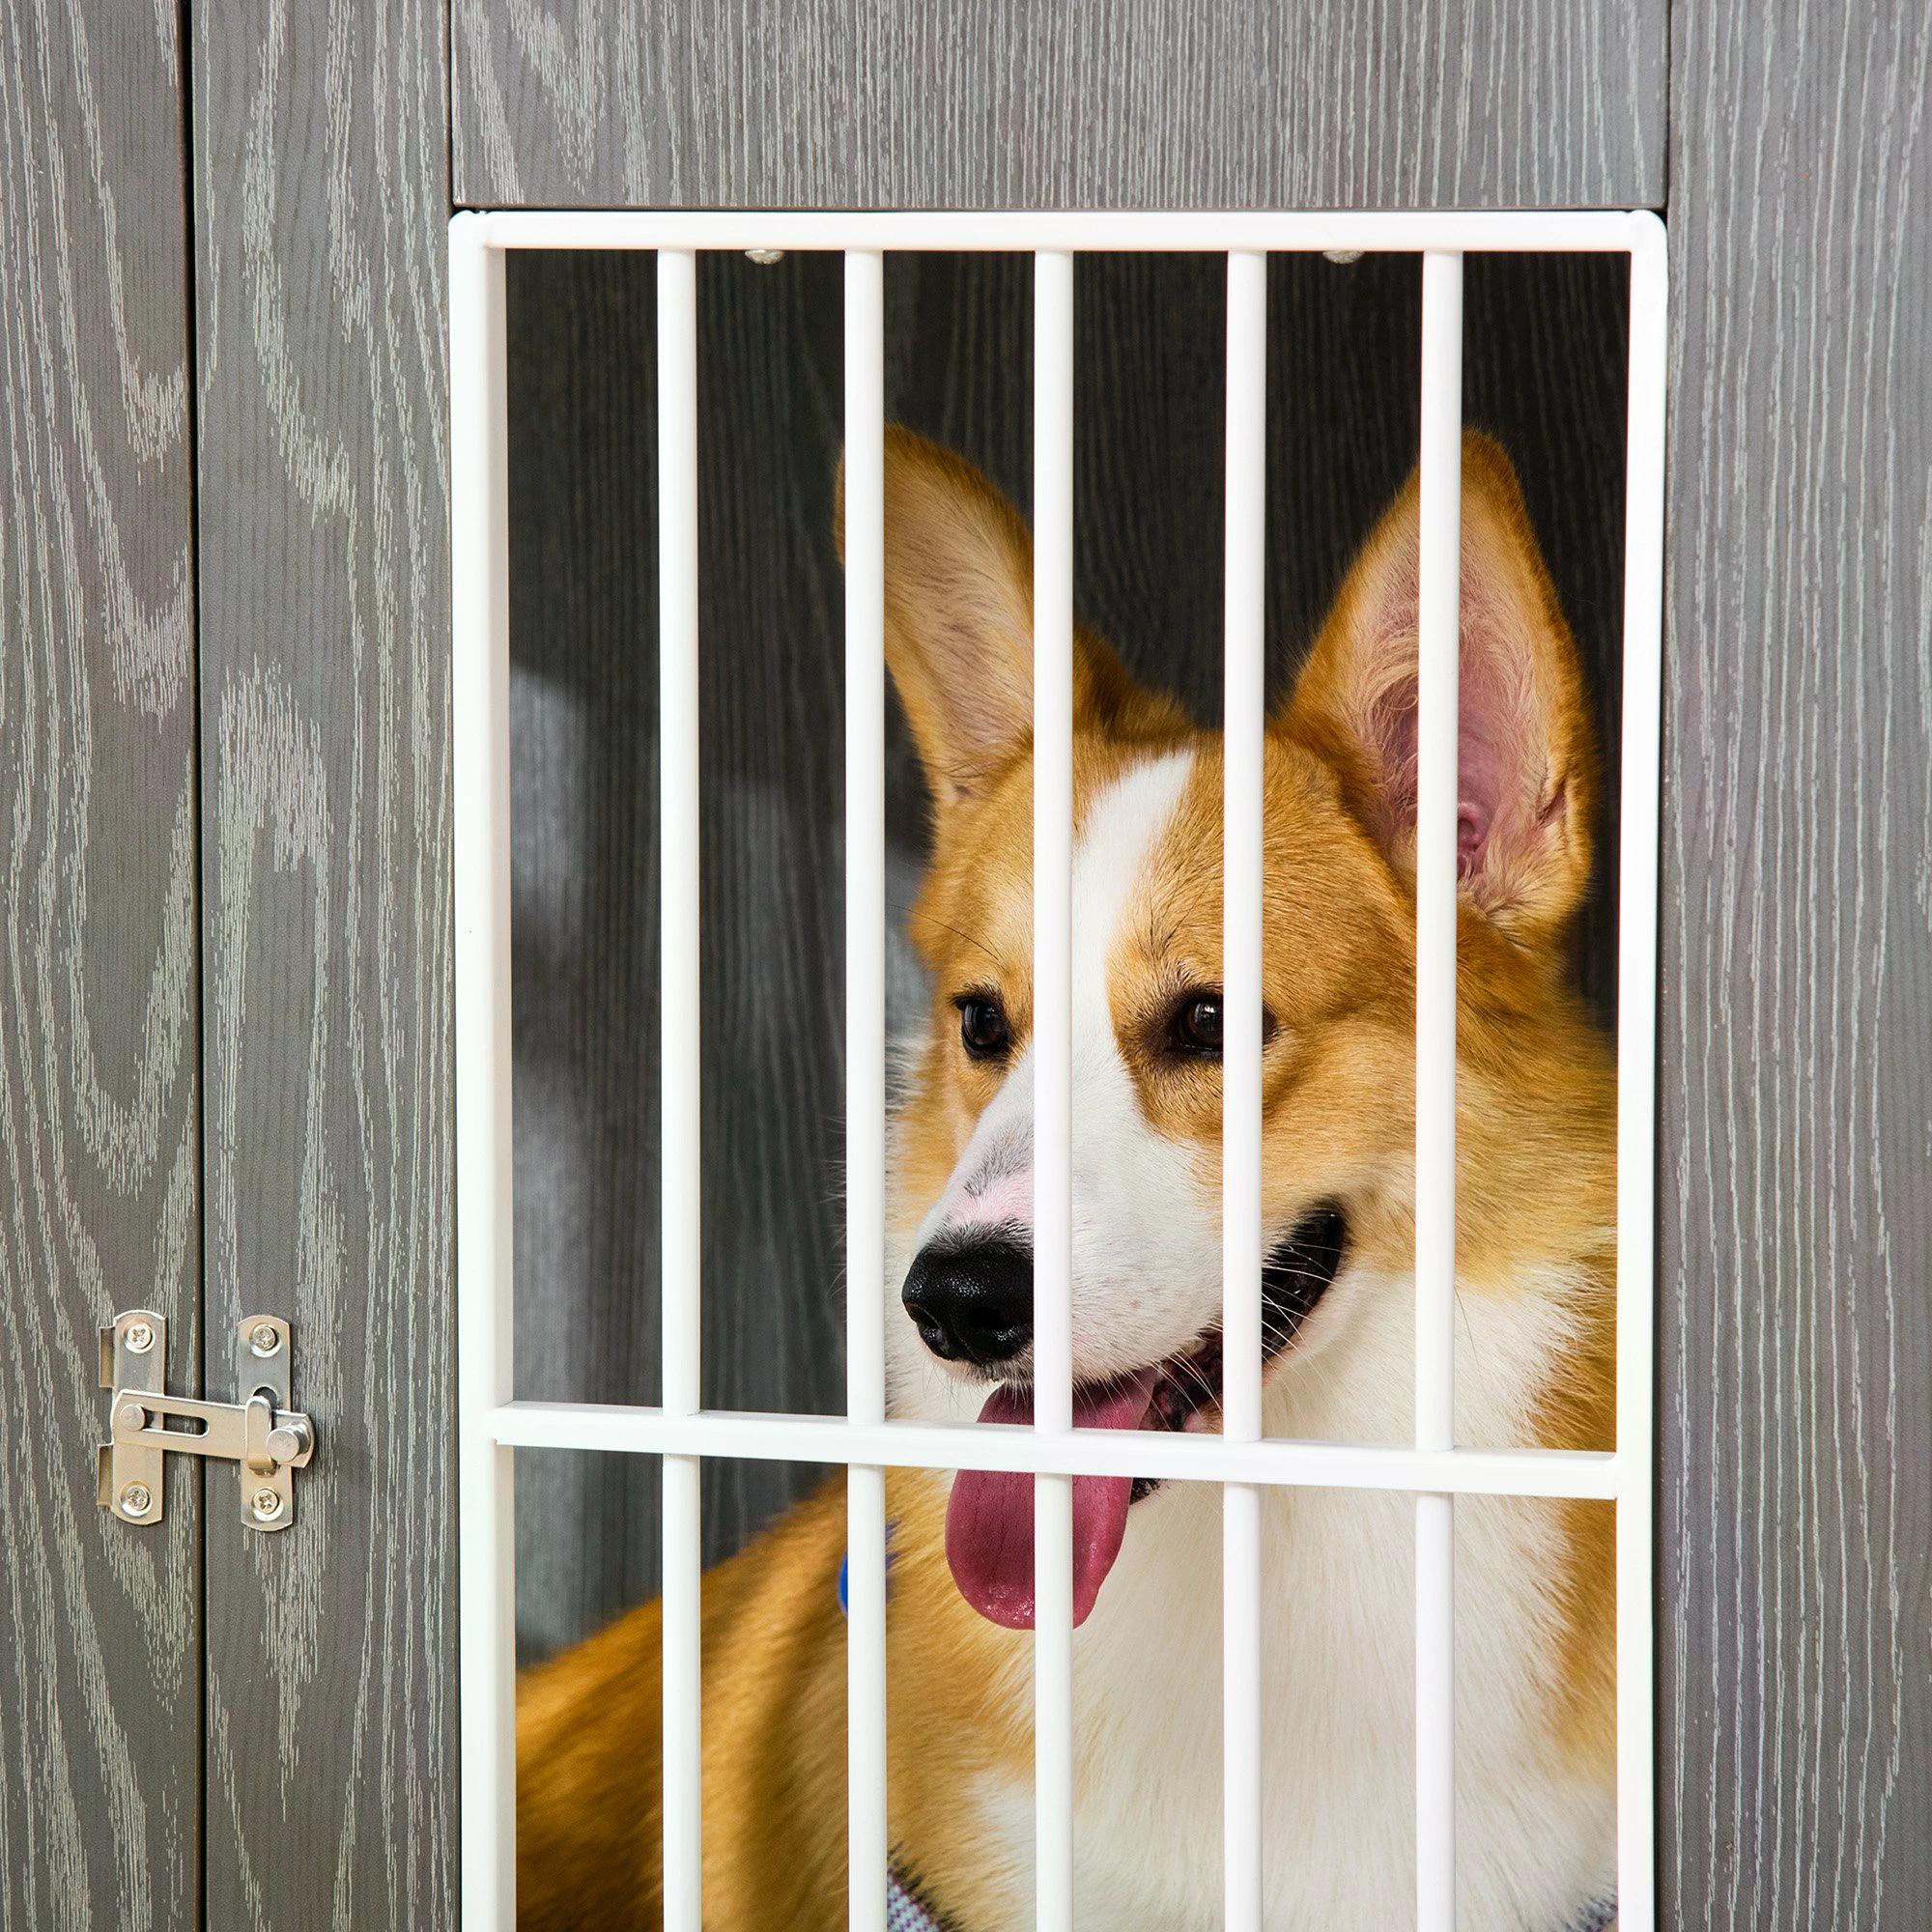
[{"x1": 945, "y1": 1374, "x2": 1156, "y2": 1630}]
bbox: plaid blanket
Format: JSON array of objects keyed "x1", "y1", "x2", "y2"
[{"x1": 887, "y1": 1869, "x2": 949, "y2": 1929}]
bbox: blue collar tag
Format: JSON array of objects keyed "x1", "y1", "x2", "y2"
[{"x1": 838, "y1": 1523, "x2": 897, "y2": 1616}]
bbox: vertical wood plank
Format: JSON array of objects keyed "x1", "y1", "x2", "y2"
[
  {"x1": 0, "y1": 2, "x2": 201, "y2": 1926},
  {"x1": 189, "y1": 0, "x2": 456, "y2": 1923},
  {"x1": 1662, "y1": 4, "x2": 1932, "y2": 1926},
  {"x1": 451, "y1": 0, "x2": 1665, "y2": 213}
]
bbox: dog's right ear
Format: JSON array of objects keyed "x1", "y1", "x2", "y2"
[
  {"x1": 837, "y1": 427, "x2": 1034, "y2": 812},
  {"x1": 837, "y1": 427, "x2": 1155, "y2": 815}
]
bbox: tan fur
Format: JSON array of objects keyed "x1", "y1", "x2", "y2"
[
  {"x1": 518, "y1": 1469, "x2": 1040, "y2": 1930},
  {"x1": 517, "y1": 427, "x2": 1617, "y2": 1925}
]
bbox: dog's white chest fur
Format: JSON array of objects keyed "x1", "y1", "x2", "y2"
[
  {"x1": 882, "y1": 751, "x2": 1614, "y2": 1928},
  {"x1": 948, "y1": 1276, "x2": 1616, "y2": 1932}
]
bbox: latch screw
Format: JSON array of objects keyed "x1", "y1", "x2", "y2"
[
  {"x1": 248, "y1": 1321, "x2": 282, "y2": 1356},
  {"x1": 117, "y1": 1401, "x2": 147, "y2": 1433},
  {"x1": 119, "y1": 1482, "x2": 153, "y2": 1517},
  {"x1": 125, "y1": 1321, "x2": 156, "y2": 1353},
  {"x1": 250, "y1": 1487, "x2": 284, "y2": 1521}
]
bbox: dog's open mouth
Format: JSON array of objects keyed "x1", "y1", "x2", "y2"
[{"x1": 945, "y1": 1205, "x2": 1349, "y2": 1630}]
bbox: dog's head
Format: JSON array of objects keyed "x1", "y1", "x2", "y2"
[{"x1": 843, "y1": 428, "x2": 1605, "y2": 1628}]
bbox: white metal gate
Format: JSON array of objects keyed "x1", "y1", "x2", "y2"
[{"x1": 449, "y1": 207, "x2": 1667, "y2": 1932}]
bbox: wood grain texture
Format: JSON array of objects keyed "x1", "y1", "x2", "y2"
[
  {"x1": 507, "y1": 247, "x2": 1634, "y2": 1658},
  {"x1": 0, "y1": 2, "x2": 200, "y2": 1927},
  {"x1": 188, "y1": 0, "x2": 455, "y2": 1924},
  {"x1": 451, "y1": 0, "x2": 1666, "y2": 213},
  {"x1": 1660, "y1": 3, "x2": 1932, "y2": 1926}
]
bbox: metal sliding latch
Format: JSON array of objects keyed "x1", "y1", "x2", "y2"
[{"x1": 97, "y1": 1310, "x2": 317, "y2": 1532}]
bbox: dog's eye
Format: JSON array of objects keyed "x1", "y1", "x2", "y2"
[
  {"x1": 956, "y1": 994, "x2": 1010, "y2": 1060},
  {"x1": 1172, "y1": 993, "x2": 1223, "y2": 1057}
]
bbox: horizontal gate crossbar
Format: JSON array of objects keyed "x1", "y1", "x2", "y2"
[
  {"x1": 486, "y1": 1401, "x2": 1621, "y2": 1499},
  {"x1": 455, "y1": 209, "x2": 1663, "y2": 261}
]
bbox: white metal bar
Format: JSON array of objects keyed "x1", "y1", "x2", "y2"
[
  {"x1": 657, "y1": 245, "x2": 704, "y2": 1932},
  {"x1": 1221, "y1": 246, "x2": 1268, "y2": 1932},
  {"x1": 450, "y1": 212, "x2": 517, "y2": 1932},
  {"x1": 842, "y1": 247, "x2": 889, "y2": 1932},
  {"x1": 1413, "y1": 1496, "x2": 1456, "y2": 1924},
  {"x1": 1031, "y1": 245, "x2": 1076, "y2": 1932},
  {"x1": 1614, "y1": 213, "x2": 1669, "y2": 1932},
  {"x1": 487, "y1": 1403, "x2": 1623, "y2": 1499},
  {"x1": 461, "y1": 209, "x2": 1660, "y2": 259},
  {"x1": 1414, "y1": 249, "x2": 1464, "y2": 1932}
]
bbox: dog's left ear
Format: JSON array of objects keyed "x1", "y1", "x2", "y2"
[{"x1": 1280, "y1": 432, "x2": 1597, "y2": 942}]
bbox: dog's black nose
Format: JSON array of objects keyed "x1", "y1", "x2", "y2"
[{"x1": 901, "y1": 1239, "x2": 1033, "y2": 1367}]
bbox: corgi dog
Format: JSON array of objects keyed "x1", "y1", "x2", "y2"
[{"x1": 517, "y1": 427, "x2": 1617, "y2": 1931}]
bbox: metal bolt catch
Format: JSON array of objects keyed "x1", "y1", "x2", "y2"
[{"x1": 97, "y1": 1310, "x2": 315, "y2": 1533}]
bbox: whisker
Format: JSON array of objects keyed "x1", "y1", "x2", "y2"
[{"x1": 910, "y1": 907, "x2": 1003, "y2": 972}]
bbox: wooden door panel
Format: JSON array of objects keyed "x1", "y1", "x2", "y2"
[
  {"x1": 451, "y1": 0, "x2": 1667, "y2": 213},
  {"x1": 188, "y1": 1, "x2": 456, "y2": 1923},
  {"x1": 0, "y1": 1, "x2": 202, "y2": 1926},
  {"x1": 1661, "y1": 3, "x2": 1932, "y2": 1923}
]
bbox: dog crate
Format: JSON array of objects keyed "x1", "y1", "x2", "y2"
[
  {"x1": 449, "y1": 207, "x2": 1667, "y2": 1930},
  {"x1": 22, "y1": 1, "x2": 1932, "y2": 1924}
]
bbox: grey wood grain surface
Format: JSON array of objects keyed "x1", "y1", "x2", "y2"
[
  {"x1": 1659, "y1": 3, "x2": 1932, "y2": 1926},
  {"x1": 452, "y1": 0, "x2": 1666, "y2": 213},
  {"x1": 188, "y1": 1, "x2": 456, "y2": 1924},
  {"x1": 12, "y1": 1, "x2": 1919, "y2": 1919},
  {"x1": 0, "y1": 2, "x2": 201, "y2": 1926},
  {"x1": 508, "y1": 246, "x2": 1634, "y2": 1659}
]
